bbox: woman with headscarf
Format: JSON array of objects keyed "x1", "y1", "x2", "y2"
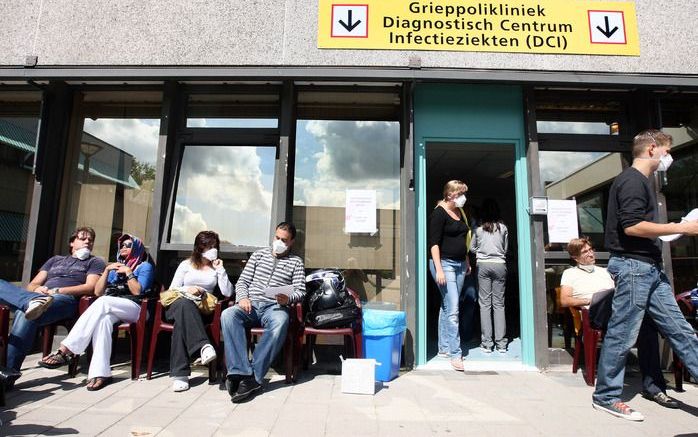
[{"x1": 38, "y1": 233, "x2": 154, "y2": 391}]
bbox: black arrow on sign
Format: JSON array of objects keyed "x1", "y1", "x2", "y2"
[
  {"x1": 339, "y1": 10, "x2": 361, "y2": 32},
  {"x1": 596, "y1": 16, "x2": 619, "y2": 38}
]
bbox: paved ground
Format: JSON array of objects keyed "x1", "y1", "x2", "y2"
[{"x1": 2, "y1": 349, "x2": 698, "y2": 437}]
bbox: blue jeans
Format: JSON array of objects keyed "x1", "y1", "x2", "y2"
[
  {"x1": 429, "y1": 258, "x2": 465, "y2": 357},
  {"x1": 0, "y1": 279, "x2": 78, "y2": 371},
  {"x1": 221, "y1": 301, "x2": 289, "y2": 384},
  {"x1": 593, "y1": 256, "x2": 698, "y2": 405}
]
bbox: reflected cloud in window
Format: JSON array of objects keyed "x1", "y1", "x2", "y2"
[
  {"x1": 294, "y1": 120, "x2": 400, "y2": 208},
  {"x1": 171, "y1": 145, "x2": 275, "y2": 247}
]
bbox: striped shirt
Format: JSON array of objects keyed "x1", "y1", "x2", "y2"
[{"x1": 235, "y1": 247, "x2": 306, "y2": 304}]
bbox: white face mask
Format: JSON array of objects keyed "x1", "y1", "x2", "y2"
[
  {"x1": 657, "y1": 153, "x2": 673, "y2": 172},
  {"x1": 202, "y1": 248, "x2": 218, "y2": 261},
  {"x1": 453, "y1": 195, "x2": 467, "y2": 208},
  {"x1": 577, "y1": 264, "x2": 595, "y2": 273},
  {"x1": 73, "y1": 247, "x2": 91, "y2": 260},
  {"x1": 272, "y1": 239, "x2": 288, "y2": 255}
]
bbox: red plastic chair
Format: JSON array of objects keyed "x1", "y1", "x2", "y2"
[
  {"x1": 303, "y1": 287, "x2": 363, "y2": 370},
  {"x1": 570, "y1": 306, "x2": 603, "y2": 386},
  {"x1": 246, "y1": 303, "x2": 303, "y2": 384},
  {"x1": 146, "y1": 296, "x2": 229, "y2": 383},
  {"x1": 41, "y1": 295, "x2": 96, "y2": 377},
  {"x1": 672, "y1": 290, "x2": 697, "y2": 392},
  {"x1": 115, "y1": 296, "x2": 153, "y2": 380}
]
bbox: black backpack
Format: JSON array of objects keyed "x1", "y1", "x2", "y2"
[
  {"x1": 305, "y1": 269, "x2": 360, "y2": 328},
  {"x1": 306, "y1": 298, "x2": 361, "y2": 329}
]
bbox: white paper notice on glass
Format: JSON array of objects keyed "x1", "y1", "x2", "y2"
[
  {"x1": 345, "y1": 189, "x2": 377, "y2": 234},
  {"x1": 659, "y1": 208, "x2": 698, "y2": 242},
  {"x1": 547, "y1": 199, "x2": 579, "y2": 244}
]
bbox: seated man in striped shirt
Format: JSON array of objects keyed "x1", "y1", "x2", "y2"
[{"x1": 221, "y1": 222, "x2": 306, "y2": 403}]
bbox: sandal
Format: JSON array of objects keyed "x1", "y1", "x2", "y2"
[
  {"x1": 86, "y1": 376, "x2": 113, "y2": 391},
  {"x1": 38, "y1": 349, "x2": 74, "y2": 369}
]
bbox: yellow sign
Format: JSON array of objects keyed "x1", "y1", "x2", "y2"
[{"x1": 318, "y1": 0, "x2": 639, "y2": 56}]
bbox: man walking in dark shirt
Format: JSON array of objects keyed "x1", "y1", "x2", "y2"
[{"x1": 592, "y1": 129, "x2": 698, "y2": 421}]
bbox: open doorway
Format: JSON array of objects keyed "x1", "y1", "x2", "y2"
[{"x1": 425, "y1": 142, "x2": 520, "y2": 366}]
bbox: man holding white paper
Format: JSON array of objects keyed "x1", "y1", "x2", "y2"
[
  {"x1": 592, "y1": 129, "x2": 698, "y2": 421},
  {"x1": 221, "y1": 222, "x2": 306, "y2": 403}
]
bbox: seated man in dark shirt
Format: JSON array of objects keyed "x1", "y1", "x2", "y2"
[{"x1": 0, "y1": 227, "x2": 105, "y2": 387}]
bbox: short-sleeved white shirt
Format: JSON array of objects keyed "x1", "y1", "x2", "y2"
[{"x1": 560, "y1": 266, "x2": 615, "y2": 306}]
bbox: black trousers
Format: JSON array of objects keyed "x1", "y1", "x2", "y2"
[
  {"x1": 638, "y1": 315, "x2": 666, "y2": 395},
  {"x1": 165, "y1": 298, "x2": 210, "y2": 377}
]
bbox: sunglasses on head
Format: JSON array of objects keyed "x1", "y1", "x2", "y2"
[{"x1": 121, "y1": 241, "x2": 133, "y2": 249}]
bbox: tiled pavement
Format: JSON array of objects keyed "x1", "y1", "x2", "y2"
[{"x1": 2, "y1": 350, "x2": 698, "y2": 437}]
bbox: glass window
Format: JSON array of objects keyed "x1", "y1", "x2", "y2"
[
  {"x1": 537, "y1": 121, "x2": 618, "y2": 135},
  {"x1": 540, "y1": 151, "x2": 624, "y2": 252},
  {"x1": 62, "y1": 92, "x2": 161, "y2": 260},
  {"x1": 170, "y1": 145, "x2": 276, "y2": 248},
  {"x1": 0, "y1": 92, "x2": 41, "y2": 282},
  {"x1": 293, "y1": 119, "x2": 401, "y2": 306},
  {"x1": 661, "y1": 98, "x2": 698, "y2": 293},
  {"x1": 186, "y1": 92, "x2": 279, "y2": 128}
]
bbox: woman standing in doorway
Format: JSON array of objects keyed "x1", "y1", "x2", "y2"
[
  {"x1": 472, "y1": 198, "x2": 509, "y2": 353},
  {"x1": 428, "y1": 180, "x2": 470, "y2": 371}
]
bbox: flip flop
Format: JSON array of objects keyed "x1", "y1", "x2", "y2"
[
  {"x1": 86, "y1": 376, "x2": 113, "y2": 391},
  {"x1": 38, "y1": 349, "x2": 74, "y2": 369}
]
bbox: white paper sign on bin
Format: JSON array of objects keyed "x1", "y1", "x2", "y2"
[{"x1": 341, "y1": 358, "x2": 380, "y2": 395}]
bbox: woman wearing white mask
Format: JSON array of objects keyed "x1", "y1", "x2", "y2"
[
  {"x1": 428, "y1": 180, "x2": 471, "y2": 371},
  {"x1": 167, "y1": 230, "x2": 233, "y2": 392}
]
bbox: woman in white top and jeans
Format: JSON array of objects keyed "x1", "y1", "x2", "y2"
[
  {"x1": 471, "y1": 198, "x2": 508, "y2": 353},
  {"x1": 167, "y1": 230, "x2": 233, "y2": 392}
]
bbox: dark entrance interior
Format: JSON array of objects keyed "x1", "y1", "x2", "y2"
[{"x1": 425, "y1": 142, "x2": 519, "y2": 360}]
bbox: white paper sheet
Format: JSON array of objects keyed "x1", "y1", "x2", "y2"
[
  {"x1": 659, "y1": 208, "x2": 698, "y2": 242},
  {"x1": 262, "y1": 284, "x2": 294, "y2": 299},
  {"x1": 547, "y1": 199, "x2": 579, "y2": 244},
  {"x1": 345, "y1": 189, "x2": 377, "y2": 234}
]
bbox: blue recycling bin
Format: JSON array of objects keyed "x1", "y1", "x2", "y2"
[{"x1": 362, "y1": 309, "x2": 407, "y2": 382}]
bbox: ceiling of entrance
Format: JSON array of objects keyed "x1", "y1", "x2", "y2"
[{"x1": 426, "y1": 142, "x2": 515, "y2": 203}]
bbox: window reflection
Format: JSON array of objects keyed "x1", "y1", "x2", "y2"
[
  {"x1": 663, "y1": 122, "x2": 698, "y2": 292},
  {"x1": 541, "y1": 151, "x2": 624, "y2": 251},
  {"x1": 186, "y1": 118, "x2": 278, "y2": 128},
  {"x1": 65, "y1": 116, "x2": 160, "y2": 260},
  {"x1": 537, "y1": 121, "x2": 617, "y2": 135},
  {"x1": 293, "y1": 120, "x2": 401, "y2": 306},
  {"x1": 0, "y1": 113, "x2": 39, "y2": 282},
  {"x1": 170, "y1": 145, "x2": 275, "y2": 247}
]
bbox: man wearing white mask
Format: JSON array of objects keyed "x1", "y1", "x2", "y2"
[
  {"x1": 560, "y1": 237, "x2": 677, "y2": 409},
  {"x1": 592, "y1": 130, "x2": 698, "y2": 421},
  {"x1": 0, "y1": 227, "x2": 105, "y2": 387},
  {"x1": 221, "y1": 222, "x2": 306, "y2": 402}
]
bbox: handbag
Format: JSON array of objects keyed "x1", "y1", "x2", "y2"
[
  {"x1": 159, "y1": 289, "x2": 182, "y2": 307},
  {"x1": 104, "y1": 283, "x2": 131, "y2": 297},
  {"x1": 160, "y1": 288, "x2": 218, "y2": 315}
]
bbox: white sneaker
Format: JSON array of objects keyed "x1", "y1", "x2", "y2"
[
  {"x1": 25, "y1": 296, "x2": 54, "y2": 321},
  {"x1": 172, "y1": 376, "x2": 189, "y2": 392},
  {"x1": 196, "y1": 344, "x2": 217, "y2": 366}
]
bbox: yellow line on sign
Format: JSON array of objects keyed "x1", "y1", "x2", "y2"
[{"x1": 318, "y1": 0, "x2": 639, "y2": 56}]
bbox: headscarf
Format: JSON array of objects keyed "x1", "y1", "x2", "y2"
[{"x1": 116, "y1": 233, "x2": 147, "y2": 271}]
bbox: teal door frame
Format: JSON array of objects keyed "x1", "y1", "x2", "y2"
[{"x1": 414, "y1": 83, "x2": 535, "y2": 368}]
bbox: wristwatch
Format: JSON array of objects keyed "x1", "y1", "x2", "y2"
[
  {"x1": 127, "y1": 273, "x2": 136, "y2": 281},
  {"x1": 51, "y1": 287, "x2": 60, "y2": 295}
]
